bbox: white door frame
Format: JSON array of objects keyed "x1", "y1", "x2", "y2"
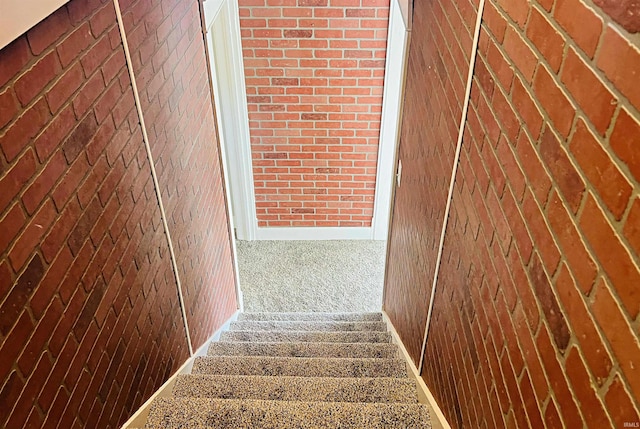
[
  {"x1": 204, "y1": 0, "x2": 257, "y2": 241},
  {"x1": 372, "y1": 0, "x2": 410, "y2": 240}
]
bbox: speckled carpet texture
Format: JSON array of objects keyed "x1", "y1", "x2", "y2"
[
  {"x1": 142, "y1": 312, "x2": 431, "y2": 428},
  {"x1": 236, "y1": 240, "x2": 386, "y2": 312}
]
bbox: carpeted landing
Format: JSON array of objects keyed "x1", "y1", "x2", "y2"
[
  {"x1": 236, "y1": 240, "x2": 386, "y2": 312},
  {"x1": 141, "y1": 312, "x2": 431, "y2": 428}
]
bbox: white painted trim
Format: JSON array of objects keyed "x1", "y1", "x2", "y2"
[
  {"x1": 113, "y1": 0, "x2": 193, "y2": 355},
  {"x1": 382, "y1": 311, "x2": 452, "y2": 429},
  {"x1": 203, "y1": 0, "x2": 244, "y2": 310},
  {"x1": 0, "y1": 0, "x2": 69, "y2": 50},
  {"x1": 204, "y1": 0, "x2": 257, "y2": 241},
  {"x1": 418, "y1": 0, "x2": 487, "y2": 374},
  {"x1": 372, "y1": 0, "x2": 410, "y2": 241},
  {"x1": 121, "y1": 310, "x2": 240, "y2": 428},
  {"x1": 255, "y1": 227, "x2": 372, "y2": 241}
]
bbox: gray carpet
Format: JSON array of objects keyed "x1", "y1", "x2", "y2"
[
  {"x1": 143, "y1": 312, "x2": 431, "y2": 428},
  {"x1": 236, "y1": 240, "x2": 386, "y2": 312}
]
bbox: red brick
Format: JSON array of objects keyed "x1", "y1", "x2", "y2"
[
  {"x1": 0, "y1": 204, "x2": 25, "y2": 254},
  {"x1": 597, "y1": 26, "x2": 640, "y2": 112},
  {"x1": 0, "y1": 98, "x2": 51, "y2": 162},
  {"x1": 0, "y1": 37, "x2": 32, "y2": 88},
  {"x1": 519, "y1": 370, "x2": 544, "y2": 428},
  {"x1": 529, "y1": 253, "x2": 570, "y2": 350},
  {"x1": 483, "y1": 2, "x2": 508, "y2": 42},
  {"x1": 515, "y1": 138, "x2": 547, "y2": 213},
  {"x1": 57, "y1": 22, "x2": 95, "y2": 67},
  {"x1": 624, "y1": 196, "x2": 640, "y2": 257},
  {"x1": 539, "y1": 127, "x2": 585, "y2": 213},
  {"x1": 62, "y1": 111, "x2": 98, "y2": 164},
  {"x1": 580, "y1": 194, "x2": 640, "y2": 318},
  {"x1": 554, "y1": 0, "x2": 603, "y2": 58},
  {"x1": 609, "y1": 107, "x2": 640, "y2": 184},
  {"x1": 565, "y1": 346, "x2": 612, "y2": 428},
  {"x1": 485, "y1": 39, "x2": 514, "y2": 93},
  {"x1": 18, "y1": 299, "x2": 62, "y2": 375},
  {"x1": 496, "y1": 0, "x2": 529, "y2": 28},
  {"x1": 0, "y1": 88, "x2": 18, "y2": 129},
  {"x1": 46, "y1": 62, "x2": 84, "y2": 113},
  {"x1": 72, "y1": 72, "x2": 106, "y2": 118},
  {"x1": 555, "y1": 264, "x2": 612, "y2": 384},
  {"x1": 532, "y1": 65, "x2": 575, "y2": 138},
  {"x1": 34, "y1": 106, "x2": 76, "y2": 162},
  {"x1": 502, "y1": 25, "x2": 537, "y2": 83},
  {"x1": 491, "y1": 86, "x2": 519, "y2": 143},
  {"x1": 13, "y1": 50, "x2": 61, "y2": 106},
  {"x1": 522, "y1": 189, "x2": 560, "y2": 272},
  {"x1": 592, "y1": 0, "x2": 640, "y2": 33},
  {"x1": 546, "y1": 191, "x2": 597, "y2": 293},
  {"x1": 604, "y1": 375, "x2": 640, "y2": 428},
  {"x1": 0, "y1": 149, "x2": 37, "y2": 213},
  {"x1": 41, "y1": 198, "x2": 82, "y2": 263},
  {"x1": 536, "y1": 325, "x2": 584, "y2": 427},
  {"x1": 8, "y1": 200, "x2": 57, "y2": 271},
  {"x1": 591, "y1": 277, "x2": 640, "y2": 400},
  {"x1": 0, "y1": 254, "x2": 43, "y2": 335},
  {"x1": 570, "y1": 119, "x2": 632, "y2": 219},
  {"x1": 561, "y1": 48, "x2": 617, "y2": 135},
  {"x1": 544, "y1": 399, "x2": 563, "y2": 429},
  {"x1": 22, "y1": 150, "x2": 67, "y2": 215},
  {"x1": 26, "y1": 7, "x2": 71, "y2": 55},
  {"x1": 79, "y1": 35, "x2": 112, "y2": 78},
  {"x1": 30, "y1": 247, "x2": 73, "y2": 319},
  {"x1": 525, "y1": 7, "x2": 564, "y2": 72},
  {"x1": 101, "y1": 50, "x2": 126, "y2": 84},
  {"x1": 89, "y1": 2, "x2": 116, "y2": 37},
  {"x1": 510, "y1": 76, "x2": 542, "y2": 139}
]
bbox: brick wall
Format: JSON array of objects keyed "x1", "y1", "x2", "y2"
[
  {"x1": 0, "y1": 0, "x2": 236, "y2": 427},
  {"x1": 119, "y1": 0, "x2": 237, "y2": 350},
  {"x1": 385, "y1": 0, "x2": 640, "y2": 427},
  {"x1": 238, "y1": 0, "x2": 389, "y2": 227},
  {"x1": 384, "y1": 0, "x2": 478, "y2": 365}
]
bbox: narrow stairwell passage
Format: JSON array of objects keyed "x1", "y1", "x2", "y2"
[{"x1": 140, "y1": 312, "x2": 431, "y2": 428}]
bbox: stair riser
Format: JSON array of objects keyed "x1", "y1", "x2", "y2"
[
  {"x1": 173, "y1": 375, "x2": 418, "y2": 403},
  {"x1": 238, "y1": 312, "x2": 383, "y2": 322},
  {"x1": 207, "y1": 342, "x2": 399, "y2": 359},
  {"x1": 192, "y1": 356, "x2": 407, "y2": 378},
  {"x1": 229, "y1": 321, "x2": 388, "y2": 332},
  {"x1": 220, "y1": 331, "x2": 392, "y2": 343},
  {"x1": 146, "y1": 398, "x2": 431, "y2": 429}
]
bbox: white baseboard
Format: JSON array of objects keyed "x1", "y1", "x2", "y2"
[
  {"x1": 382, "y1": 311, "x2": 453, "y2": 429},
  {"x1": 121, "y1": 310, "x2": 240, "y2": 428},
  {"x1": 255, "y1": 227, "x2": 376, "y2": 241}
]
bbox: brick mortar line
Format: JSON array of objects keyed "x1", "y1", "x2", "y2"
[
  {"x1": 112, "y1": 0, "x2": 194, "y2": 355},
  {"x1": 419, "y1": 0, "x2": 487, "y2": 375}
]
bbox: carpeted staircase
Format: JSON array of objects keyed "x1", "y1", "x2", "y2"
[{"x1": 140, "y1": 312, "x2": 431, "y2": 428}]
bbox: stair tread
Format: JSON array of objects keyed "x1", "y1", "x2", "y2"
[
  {"x1": 238, "y1": 312, "x2": 383, "y2": 322},
  {"x1": 145, "y1": 397, "x2": 431, "y2": 428},
  {"x1": 192, "y1": 356, "x2": 407, "y2": 378},
  {"x1": 207, "y1": 341, "x2": 399, "y2": 359},
  {"x1": 229, "y1": 320, "x2": 387, "y2": 332},
  {"x1": 173, "y1": 375, "x2": 417, "y2": 403},
  {"x1": 220, "y1": 330, "x2": 391, "y2": 343}
]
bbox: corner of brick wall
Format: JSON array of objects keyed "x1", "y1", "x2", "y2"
[
  {"x1": 238, "y1": 0, "x2": 390, "y2": 227},
  {"x1": 385, "y1": 0, "x2": 640, "y2": 427}
]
